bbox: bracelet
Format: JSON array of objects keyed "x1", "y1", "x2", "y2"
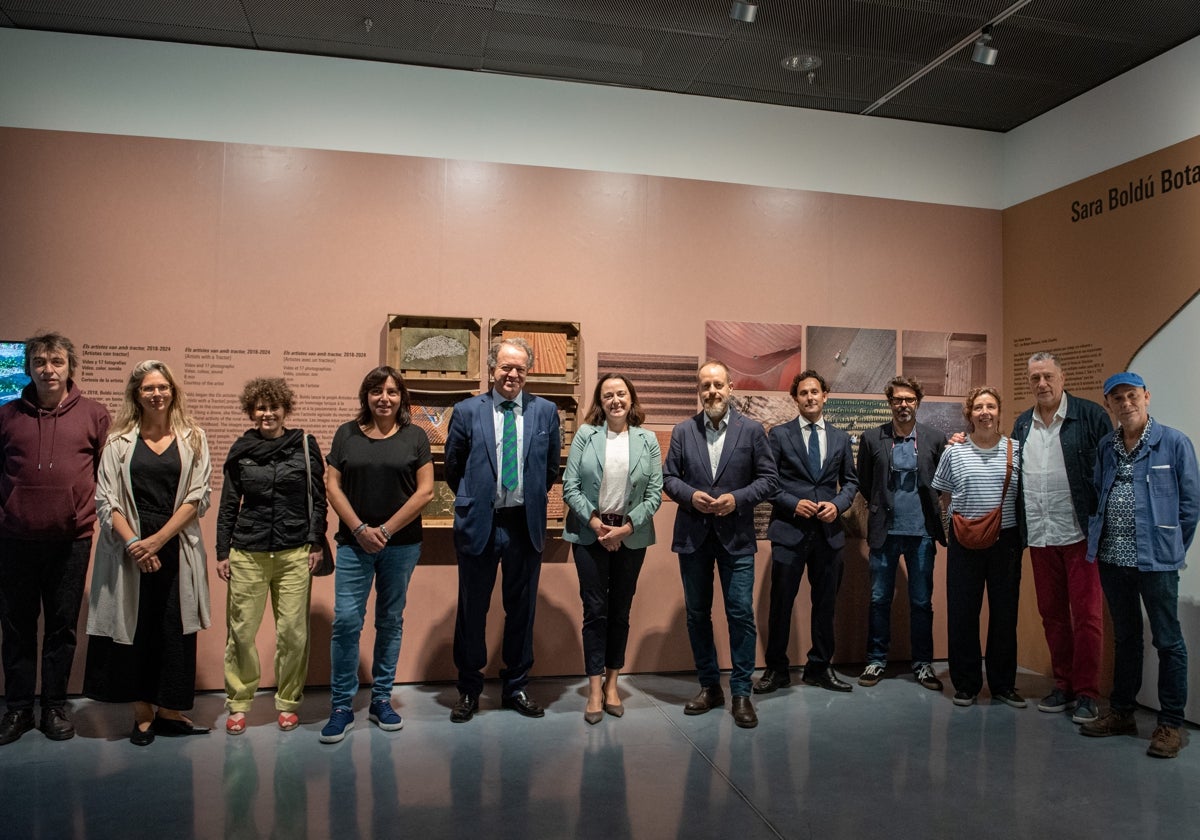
[
  {"x1": 353, "y1": 523, "x2": 368, "y2": 536},
  {"x1": 124, "y1": 536, "x2": 139, "y2": 548},
  {"x1": 379, "y1": 525, "x2": 392, "y2": 541}
]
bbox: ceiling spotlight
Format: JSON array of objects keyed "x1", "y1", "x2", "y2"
[
  {"x1": 781, "y1": 53, "x2": 823, "y2": 73},
  {"x1": 730, "y1": 2, "x2": 757, "y2": 24},
  {"x1": 971, "y1": 25, "x2": 998, "y2": 66}
]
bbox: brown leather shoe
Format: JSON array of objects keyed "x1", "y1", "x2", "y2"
[
  {"x1": 1080, "y1": 709, "x2": 1137, "y2": 738},
  {"x1": 731, "y1": 696, "x2": 758, "y2": 729},
  {"x1": 683, "y1": 685, "x2": 725, "y2": 715},
  {"x1": 1147, "y1": 724, "x2": 1185, "y2": 758}
]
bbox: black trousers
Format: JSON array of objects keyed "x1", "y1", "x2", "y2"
[
  {"x1": 572, "y1": 541, "x2": 646, "y2": 676},
  {"x1": 0, "y1": 537, "x2": 91, "y2": 711},
  {"x1": 764, "y1": 537, "x2": 844, "y2": 672},
  {"x1": 453, "y1": 508, "x2": 542, "y2": 698},
  {"x1": 946, "y1": 526, "x2": 1022, "y2": 695}
]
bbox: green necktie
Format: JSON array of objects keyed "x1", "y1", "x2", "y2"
[{"x1": 501, "y1": 400, "x2": 518, "y2": 491}]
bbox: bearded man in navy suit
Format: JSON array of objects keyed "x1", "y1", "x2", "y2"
[
  {"x1": 753, "y1": 369, "x2": 859, "y2": 695},
  {"x1": 663, "y1": 360, "x2": 777, "y2": 728},
  {"x1": 445, "y1": 337, "x2": 560, "y2": 722}
]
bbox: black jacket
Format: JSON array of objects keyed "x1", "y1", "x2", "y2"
[
  {"x1": 216, "y1": 428, "x2": 326, "y2": 559},
  {"x1": 856, "y1": 421, "x2": 948, "y2": 549},
  {"x1": 1011, "y1": 391, "x2": 1112, "y2": 545}
]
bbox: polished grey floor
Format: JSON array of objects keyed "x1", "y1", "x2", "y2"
[{"x1": 3, "y1": 665, "x2": 1197, "y2": 840}]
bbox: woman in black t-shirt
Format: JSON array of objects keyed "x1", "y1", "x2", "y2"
[{"x1": 319, "y1": 366, "x2": 433, "y2": 743}]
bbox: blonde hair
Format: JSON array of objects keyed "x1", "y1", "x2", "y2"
[{"x1": 112, "y1": 360, "x2": 205, "y2": 465}]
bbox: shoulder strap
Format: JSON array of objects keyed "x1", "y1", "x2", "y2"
[{"x1": 1000, "y1": 437, "x2": 1013, "y2": 500}]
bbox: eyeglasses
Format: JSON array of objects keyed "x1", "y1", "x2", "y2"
[
  {"x1": 140, "y1": 384, "x2": 171, "y2": 395},
  {"x1": 498, "y1": 365, "x2": 527, "y2": 375},
  {"x1": 889, "y1": 397, "x2": 918, "y2": 405}
]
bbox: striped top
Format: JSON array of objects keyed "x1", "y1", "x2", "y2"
[{"x1": 931, "y1": 436, "x2": 1020, "y2": 528}]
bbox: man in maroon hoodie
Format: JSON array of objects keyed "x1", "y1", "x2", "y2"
[{"x1": 0, "y1": 332, "x2": 109, "y2": 744}]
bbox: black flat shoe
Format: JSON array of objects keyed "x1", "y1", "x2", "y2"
[
  {"x1": 130, "y1": 723, "x2": 155, "y2": 746},
  {"x1": 151, "y1": 716, "x2": 211, "y2": 736}
]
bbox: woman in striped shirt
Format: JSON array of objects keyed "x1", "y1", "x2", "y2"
[{"x1": 932, "y1": 387, "x2": 1024, "y2": 709}]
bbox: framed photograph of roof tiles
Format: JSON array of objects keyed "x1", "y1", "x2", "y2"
[
  {"x1": 805, "y1": 326, "x2": 897, "y2": 395},
  {"x1": 409, "y1": 390, "x2": 474, "y2": 455},
  {"x1": 704, "y1": 321, "x2": 805, "y2": 392},
  {"x1": 596, "y1": 352, "x2": 699, "y2": 426},
  {"x1": 902, "y1": 331, "x2": 987, "y2": 396},
  {"x1": 490, "y1": 319, "x2": 580, "y2": 384}
]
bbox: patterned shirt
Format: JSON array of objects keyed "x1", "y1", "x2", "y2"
[{"x1": 1097, "y1": 418, "x2": 1154, "y2": 567}]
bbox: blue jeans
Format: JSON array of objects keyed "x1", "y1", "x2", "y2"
[
  {"x1": 678, "y1": 539, "x2": 757, "y2": 697},
  {"x1": 329, "y1": 542, "x2": 421, "y2": 710},
  {"x1": 1099, "y1": 564, "x2": 1188, "y2": 727},
  {"x1": 866, "y1": 534, "x2": 936, "y2": 667}
]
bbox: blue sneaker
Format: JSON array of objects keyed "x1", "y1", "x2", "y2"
[
  {"x1": 320, "y1": 708, "x2": 355, "y2": 743},
  {"x1": 369, "y1": 699, "x2": 404, "y2": 731}
]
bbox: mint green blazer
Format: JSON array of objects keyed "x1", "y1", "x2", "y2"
[{"x1": 561, "y1": 423, "x2": 662, "y2": 549}]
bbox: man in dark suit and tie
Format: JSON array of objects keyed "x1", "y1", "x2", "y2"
[
  {"x1": 663, "y1": 360, "x2": 777, "y2": 728},
  {"x1": 445, "y1": 337, "x2": 561, "y2": 722},
  {"x1": 753, "y1": 369, "x2": 859, "y2": 695}
]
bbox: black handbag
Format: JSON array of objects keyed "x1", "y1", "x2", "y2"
[{"x1": 302, "y1": 434, "x2": 335, "y2": 577}]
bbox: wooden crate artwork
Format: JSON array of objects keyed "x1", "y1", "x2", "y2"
[
  {"x1": 387, "y1": 315, "x2": 482, "y2": 383},
  {"x1": 409, "y1": 391, "x2": 472, "y2": 453},
  {"x1": 491, "y1": 319, "x2": 580, "y2": 384}
]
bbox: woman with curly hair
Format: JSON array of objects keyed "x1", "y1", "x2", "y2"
[
  {"x1": 216, "y1": 377, "x2": 327, "y2": 734},
  {"x1": 85, "y1": 360, "x2": 212, "y2": 745}
]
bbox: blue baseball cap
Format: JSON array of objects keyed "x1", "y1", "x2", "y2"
[{"x1": 1103, "y1": 372, "x2": 1146, "y2": 395}]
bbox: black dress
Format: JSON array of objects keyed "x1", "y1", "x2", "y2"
[{"x1": 84, "y1": 438, "x2": 198, "y2": 710}]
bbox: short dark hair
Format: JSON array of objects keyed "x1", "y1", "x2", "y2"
[
  {"x1": 24, "y1": 332, "x2": 77, "y2": 380},
  {"x1": 790, "y1": 369, "x2": 828, "y2": 398},
  {"x1": 356, "y1": 366, "x2": 411, "y2": 428},
  {"x1": 239, "y1": 377, "x2": 296, "y2": 418},
  {"x1": 885, "y1": 376, "x2": 924, "y2": 403},
  {"x1": 584, "y1": 373, "x2": 646, "y2": 427}
]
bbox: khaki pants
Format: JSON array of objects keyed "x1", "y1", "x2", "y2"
[{"x1": 224, "y1": 545, "x2": 312, "y2": 712}]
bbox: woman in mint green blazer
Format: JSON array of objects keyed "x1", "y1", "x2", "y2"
[{"x1": 562, "y1": 374, "x2": 663, "y2": 724}]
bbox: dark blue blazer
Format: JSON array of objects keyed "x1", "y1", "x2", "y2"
[
  {"x1": 663, "y1": 408, "x2": 777, "y2": 556},
  {"x1": 766, "y1": 419, "x2": 858, "y2": 550},
  {"x1": 444, "y1": 391, "x2": 561, "y2": 555}
]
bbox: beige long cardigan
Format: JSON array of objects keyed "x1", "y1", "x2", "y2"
[{"x1": 86, "y1": 426, "x2": 212, "y2": 645}]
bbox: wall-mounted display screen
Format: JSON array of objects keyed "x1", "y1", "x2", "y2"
[{"x1": 0, "y1": 341, "x2": 31, "y2": 405}]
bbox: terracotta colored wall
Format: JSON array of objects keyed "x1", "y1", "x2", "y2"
[
  {"x1": 1003, "y1": 134, "x2": 1200, "y2": 689},
  {"x1": 0, "y1": 127, "x2": 1003, "y2": 692}
]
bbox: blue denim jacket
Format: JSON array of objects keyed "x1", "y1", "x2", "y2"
[{"x1": 1086, "y1": 419, "x2": 1200, "y2": 570}]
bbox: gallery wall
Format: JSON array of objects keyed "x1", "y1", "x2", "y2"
[
  {"x1": 1003, "y1": 133, "x2": 1200, "y2": 719},
  {"x1": 3, "y1": 28, "x2": 1199, "y2": 702},
  {"x1": 0, "y1": 126, "x2": 1001, "y2": 691}
]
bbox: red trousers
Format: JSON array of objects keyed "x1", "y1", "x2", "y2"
[{"x1": 1029, "y1": 540, "x2": 1103, "y2": 699}]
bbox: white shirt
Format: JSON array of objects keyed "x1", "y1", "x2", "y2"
[
  {"x1": 1022, "y1": 395, "x2": 1084, "y2": 546},
  {"x1": 492, "y1": 390, "x2": 525, "y2": 507},
  {"x1": 597, "y1": 428, "x2": 630, "y2": 515}
]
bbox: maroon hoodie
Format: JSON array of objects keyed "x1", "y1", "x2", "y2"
[{"x1": 0, "y1": 381, "x2": 111, "y2": 540}]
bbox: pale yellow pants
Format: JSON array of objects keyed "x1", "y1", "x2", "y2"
[{"x1": 224, "y1": 545, "x2": 312, "y2": 713}]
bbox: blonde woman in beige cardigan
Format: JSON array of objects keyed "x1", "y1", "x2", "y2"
[{"x1": 84, "y1": 360, "x2": 211, "y2": 746}]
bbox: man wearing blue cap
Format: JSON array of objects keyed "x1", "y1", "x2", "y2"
[{"x1": 1080, "y1": 372, "x2": 1199, "y2": 758}]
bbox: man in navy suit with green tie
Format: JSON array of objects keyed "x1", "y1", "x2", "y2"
[
  {"x1": 754, "y1": 369, "x2": 859, "y2": 695},
  {"x1": 445, "y1": 337, "x2": 560, "y2": 722}
]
